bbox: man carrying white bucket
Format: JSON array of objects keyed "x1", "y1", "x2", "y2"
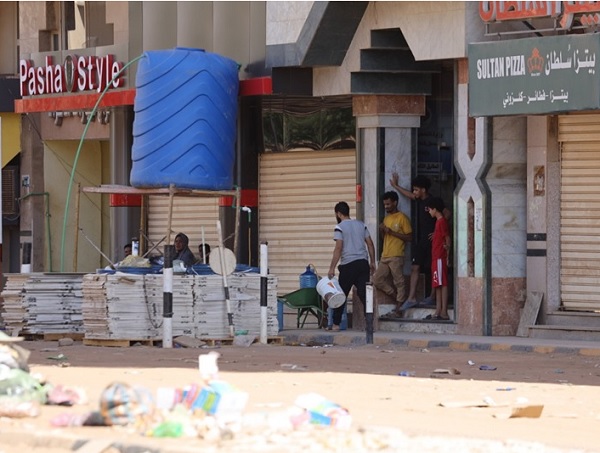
[{"x1": 326, "y1": 202, "x2": 376, "y2": 331}]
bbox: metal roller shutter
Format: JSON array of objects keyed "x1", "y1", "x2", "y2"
[
  {"x1": 259, "y1": 150, "x2": 357, "y2": 295},
  {"x1": 558, "y1": 114, "x2": 600, "y2": 311},
  {"x1": 147, "y1": 196, "x2": 219, "y2": 260}
]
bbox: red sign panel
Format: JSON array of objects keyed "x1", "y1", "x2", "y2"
[{"x1": 480, "y1": 1, "x2": 600, "y2": 28}]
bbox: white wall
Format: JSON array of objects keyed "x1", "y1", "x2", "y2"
[
  {"x1": 266, "y1": 2, "x2": 314, "y2": 45},
  {"x1": 314, "y1": 2, "x2": 470, "y2": 97}
]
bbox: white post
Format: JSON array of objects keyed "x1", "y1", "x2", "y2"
[
  {"x1": 217, "y1": 220, "x2": 235, "y2": 337},
  {"x1": 201, "y1": 226, "x2": 206, "y2": 263},
  {"x1": 259, "y1": 242, "x2": 268, "y2": 344},
  {"x1": 0, "y1": 117, "x2": 2, "y2": 252},
  {"x1": 366, "y1": 283, "x2": 374, "y2": 344},
  {"x1": 21, "y1": 243, "x2": 32, "y2": 274},
  {"x1": 162, "y1": 244, "x2": 174, "y2": 348}
]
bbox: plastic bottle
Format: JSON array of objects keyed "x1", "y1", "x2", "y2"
[
  {"x1": 131, "y1": 238, "x2": 140, "y2": 256},
  {"x1": 149, "y1": 421, "x2": 184, "y2": 438},
  {"x1": 327, "y1": 304, "x2": 348, "y2": 330},
  {"x1": 299, "y1": 265, "x2": 318, "y2": 288},
  {"x1": 292, "y1": 393, "x2": 352, "y2": 429}
]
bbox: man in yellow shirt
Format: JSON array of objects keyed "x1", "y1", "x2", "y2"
[{"x1": 373, "y1": 191, "x2": 412, "y2": 318}]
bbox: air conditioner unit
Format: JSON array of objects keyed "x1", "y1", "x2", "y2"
[{"x1": 2, "y1": 166, "x2": 20, "y2": 216}]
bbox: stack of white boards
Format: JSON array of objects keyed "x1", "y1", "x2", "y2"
[
  {"x1": 0, "y1": 273, "x2": 85, "y2": 335},
  {"x1": 0, "y1": 274, "x2": 30, "y2": 334},
  {"x1": 82, "y1": 272, "x2": 278, "y2": 340}
]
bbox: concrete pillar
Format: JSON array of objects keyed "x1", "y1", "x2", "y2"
[
  {"x1": 353, "y1": 94, "x2": 424, "y2": 251},
  {"x1": 19, "y1": 113, "x2": 46, "y2": 271},
  {"x1": 353, "y1": 94, "x2": 424, "y2": 325},
  {"x1": 456, "y1": 109, "x2": 527, "y2": 337},
  {"x1": 109, "y1": 106, "x2": 139, "y2": 262},
  {"x1": 455, "y1": 58, "x2": 491, "y2": 335},
  {"x1": 142, "y1": 2, "x2": 176, "y2": 51},
  {"x1": 527, "y1": 116, "x2": 559, "y2": 317}
]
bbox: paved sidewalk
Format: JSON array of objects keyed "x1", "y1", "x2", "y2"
[{"x1": 279, "y1": 328, "x2": 600, "y2": 356}]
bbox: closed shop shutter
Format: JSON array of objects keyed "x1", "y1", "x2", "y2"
[
  {"x1": 558, "y1": 114, "x2": 600, "y2": 311},
  {"x1": 147, "y1": 196, "x2": 219, "y2": 261},
  {"x1": 259, "y1": 150, "x2": 356, "y2": 295}
]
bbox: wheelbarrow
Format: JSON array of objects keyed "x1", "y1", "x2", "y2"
[{"x1": 278, "y1": 287, "x2": 325, "y2": 329}]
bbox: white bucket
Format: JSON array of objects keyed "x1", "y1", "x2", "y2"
[{"x1": 316, "y1": 277, "x2": 346, "y2": 309}]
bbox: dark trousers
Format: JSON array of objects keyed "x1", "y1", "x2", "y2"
[{"x1": 333, "y1": 259, "x2": 370, "y2": 326}]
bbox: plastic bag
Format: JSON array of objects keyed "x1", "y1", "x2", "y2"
[{"x1": 0, "y1": 367, "x2": 48, "y2": 405}]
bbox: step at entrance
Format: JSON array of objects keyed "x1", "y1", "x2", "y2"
[{"x1": 528, "y1": 324, "x2": 600, "y2": 341}]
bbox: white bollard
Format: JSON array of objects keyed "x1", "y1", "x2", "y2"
[{"x1": 260, "y1": 242, "x2": 268, "y2": 344}]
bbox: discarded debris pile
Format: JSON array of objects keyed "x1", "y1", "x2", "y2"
[
  {"x1": 34, "y1": 350, "x2": 353, "y2": 446},
  {"x1": 0, "y1": 331, "x2": 85, "y2": 418}
]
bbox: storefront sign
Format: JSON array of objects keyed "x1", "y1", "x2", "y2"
[
  {"x1": 480, "y1": 1, "x2": 600, "y2": 29},
  {"x1": 469, "y1": 34, "x2": 600, "y2": 116},
  {"x1": 19, "y1": 54, "x2": 125, "y2": 97}
]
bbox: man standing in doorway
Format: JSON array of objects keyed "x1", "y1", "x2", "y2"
[
  {"x1": 390, "y1": 173, "x2": 437, "y2": 311},
  {"x1": 373, "y1": 191, "x2": 412, "y2": 318},
  {"x1": 327, "y1": 201, "x2": 376, "y2": 331}
]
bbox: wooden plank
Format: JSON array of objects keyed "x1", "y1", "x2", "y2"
[
  {"x1": 44, "y1": 333, "x2": 84, "y2": 341},
  {"x1": 173, "y1": 336, "x2": 207, "y2": 348},
  {"x1": 198, "y1": 336, "x2": 284, "y2": 346},
  {"x1": 82, "y1": 185, "x2": 236, "y2": 197},
  {"x1": 516, "y1": 292, "x2": 544, "y2": 337},
  {"x1": 83, "y1": 338, "x2": 161, "y2": 347}
]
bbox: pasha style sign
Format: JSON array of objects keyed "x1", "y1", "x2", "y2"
[
  {"x1": 469, "y1": 34, "x2": 600, "y2": 116},
  {"x1": 19, "y1": 54, "x2": 125, "y2": 96}
]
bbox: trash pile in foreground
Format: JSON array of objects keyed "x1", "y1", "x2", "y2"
[
  {"x1": 0, "y1": 336, "x2": 353, "y2": 443},
  {"x1": 0, "y1": 334, "x2": 569, "y2": 453}
]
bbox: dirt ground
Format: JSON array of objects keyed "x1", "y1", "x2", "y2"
[{"x1": 1, "y1": 340, "x2": 600, "y2": 452}]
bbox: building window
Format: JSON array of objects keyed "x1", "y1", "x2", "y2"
[{"x1": 262, "y1": 96, "x2": 356, "y2": 152}]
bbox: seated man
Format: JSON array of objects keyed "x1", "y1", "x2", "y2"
[
  {"x1": 173, "y1": 233, "x2": 196, "y2": 267},
  {"x1": 197, "y1": 243, "x2": 211, "y2": 264}
]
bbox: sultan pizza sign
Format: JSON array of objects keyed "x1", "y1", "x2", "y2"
[{"x1": 469, "y1": 34, "x2": 600, "y2": 116}]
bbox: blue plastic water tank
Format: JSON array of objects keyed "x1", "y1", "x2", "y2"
[{"x1": 130, "y1": 48, "x2": 239, "y2": 190}]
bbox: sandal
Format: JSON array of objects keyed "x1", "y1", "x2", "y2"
[
  {"x1": 383, "y1": 309, "x2": 402, "y2": 319},
  {"x1": 424, "y1": 314, "x2": 450, "y2": 321}
]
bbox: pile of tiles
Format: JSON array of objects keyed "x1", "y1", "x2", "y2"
[
  {"x1": 1, "y1": 273, "x2": 85, "y2": 335},
  {"x1": 82, "y1": 272, "x2": 279, "y2": 340}
]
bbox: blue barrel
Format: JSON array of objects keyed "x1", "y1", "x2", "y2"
[{"x1": 131, "y1": 48, "x2": 239, "y2": 190}]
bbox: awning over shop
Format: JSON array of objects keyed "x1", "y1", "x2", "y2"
[{"x1": 14, "y1": 89, "x2": 136, "y2": 114}]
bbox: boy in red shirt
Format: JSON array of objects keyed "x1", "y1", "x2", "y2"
[{"x1": 424, "y1": 197, "x2": 451, "y2": 321}]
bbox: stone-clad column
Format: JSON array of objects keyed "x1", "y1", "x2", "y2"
[
  {"x1": 353, "y1": 94, "x2": 424, "y2": 247},
  {"x1": 527, "y1": 116, "x2": 559, "y2": 318},
  {"x1": 353, "y1": 94, "x2": 424, "y2": 324},
  {"x1": 19, "y1": 113, "x2": 46, "y2": 271},
  {"x1": 109, "y1": 106, "x2": 140, "y2": 262},
  {"x1": 455, "y1": 59, "x2": 491, "y2": 335},
  {"x1": 456, "y1": 59, "x2": 528, "y2": 336}
]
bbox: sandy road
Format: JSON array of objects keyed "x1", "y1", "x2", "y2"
[{"x1": 0, "y1": 340, "x2": 598, "y2": 452}]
